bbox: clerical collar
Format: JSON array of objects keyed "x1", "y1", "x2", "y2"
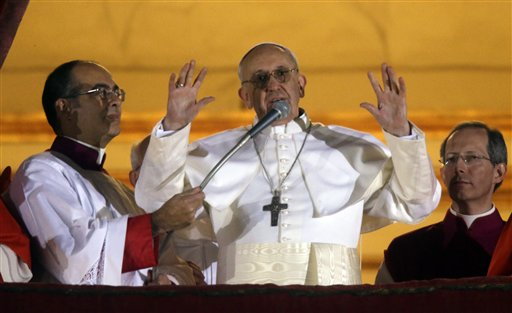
[
  {"x1": 50, "y1": 136, "x2": 106, "y2": 171},
  {"x1": 449, "y1": 205, "x2": 496, "y2": 228}
]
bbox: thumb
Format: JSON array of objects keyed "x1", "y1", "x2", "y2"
[
  {"x1": 197, "y1": 96, "x2": 216, "y2": 109},
  {"x1": 360, "y1": 102, "x2": 379, "y2": 117}
]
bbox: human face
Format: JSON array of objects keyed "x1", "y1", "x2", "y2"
[
  {"x1": 60, "y1": 63, "x2": 122, "y2": 147},
  {"x1": 238, "y1": 45, "x2": 306, "y2": 126},
  {"x1": 441, "y1": 127, "x2": 502, "y2": 214}
]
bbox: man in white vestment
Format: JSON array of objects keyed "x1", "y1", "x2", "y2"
[
  {"x1": 130, "y1": 136, "x2": 218, "y2": 285},
  {"x1": 8, "y1": 60, "x2": 206, "y2": 286},
  {"x1": 135, "y1": 43, "x2": 442, "y2": 285}
]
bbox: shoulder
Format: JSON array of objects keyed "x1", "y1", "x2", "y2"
[
  {"x1": 190, "y1": 126, "x2": 249, "y2": 151},
  {"x1": 16, "y1": 151, "x2": 64, "y2": 171},
  {"x1": 387, "y1": 222, "x2": 444, "y2": 255},
  {"x1": 13, "y1": 151, "x2": 77, "y2": 182},
  {"x1": 310, "y1": 123, "x2": 389, "y2": 155}
]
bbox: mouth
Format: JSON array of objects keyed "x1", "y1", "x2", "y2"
[
  {"x1": 106, "y1": 113, "x2": 121, "y2": 122},
  {"x1": 450, "y1": 178, "x2": 471, "y2": 188},
  {"x1": 265, "y1": 97, "x2": 288, "y2": 111},
  {"x1": 267, "y1": 97, "x2": 287, "y2": 104}
]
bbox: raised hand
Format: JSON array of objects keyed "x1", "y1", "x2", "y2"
[
  {"x1": 360, "y1": 63, "x2": 411, "y2": 137},
  {"x1": 163, "y1": 60, "x2": 215, "y2": 131}
]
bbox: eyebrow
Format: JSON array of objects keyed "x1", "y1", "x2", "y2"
[
  {"x1": 446, "y1": 150, "x2": 484, "y2": 155},
  {"x1": 91, "y1": 83, "x2": 119, "y2": 90},
  {"x1": 252, "y1": 66, "x2": 292, "y2": 75}
]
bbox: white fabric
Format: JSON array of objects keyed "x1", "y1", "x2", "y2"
[
  {"x1": 9, "y1": 152, "x2": 146, "y2": 286},
  {"x1": 0, "y1": 245, "x2": 32, "y2": 282},
  {"x1": 374, "y1": 261, "x2": 394, "y2": 284},
  {"x1": 136, "y1": 113, "x2": 441, "y2": 285},
  {"x1": 172, "y1": 210, "x2": 218, "y2": 285}
]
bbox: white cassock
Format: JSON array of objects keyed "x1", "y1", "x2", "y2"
[{"x1": 136, "y1": 112, "x2": 441, "y2": 285}]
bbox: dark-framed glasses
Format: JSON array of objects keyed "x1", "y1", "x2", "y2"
[
  {"x1": 439, "y1": 154, "x2": 492, "y2": 167},
  {"x1": 242, "y1": 67, "x2": 298, "y2": 89},
  {"x1": 63, "y1": 87, "x2": 126, "y2": 102}
]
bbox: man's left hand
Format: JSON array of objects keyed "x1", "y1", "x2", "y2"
[{"x1": 360, "y1": 63, "x2": 411, "y2": 137}]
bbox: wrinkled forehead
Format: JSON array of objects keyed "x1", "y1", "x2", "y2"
[
  {"x1": 446, "y1": 127, "x2": 489, "y2": 152},
  {"x1": 238, "y1": 44, "x2": 298, "y2": 80}
]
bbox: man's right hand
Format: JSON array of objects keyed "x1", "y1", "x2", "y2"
[
  {"x1": 151, "y1": 187, "x2": 205, "y2": 234},
  {"x1": 163, "y1": 60, "x2": 215, "y2": 131}
]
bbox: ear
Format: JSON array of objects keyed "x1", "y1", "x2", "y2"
[
  {"x1": 493, "y1": 163, "x2": 507, "y2": 185},
  {"x1": 238, "y1": 86, "x2": 253, "y2": 109},
  {"x1": 440, "y1": 166, "x2": 447, "y2": 187},
  {"x1": 55, "y1": 98, "x2": 68, "y2": 112},
  {"x1": 298, "y1": 74, "x2": 307, "y2": 98},
  {"x1": 55, "y1": 98, "x2": 73, "y2": 119}
]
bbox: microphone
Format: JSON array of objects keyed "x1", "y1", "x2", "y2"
[
  {"x1": 247, "y1": 100, "x2": 290, "y2": 138},
  {"x1": 199, "y1": 100, "x2": 290, "y2": 189}
]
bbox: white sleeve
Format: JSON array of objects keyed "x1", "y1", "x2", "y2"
[
  {"x1": 135, "y1": 123, "x2": 191, "y2": 212},
  {"x1": 362, "y1": 123, "x2": 442, "y2": 232}
]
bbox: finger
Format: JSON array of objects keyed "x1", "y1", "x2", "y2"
[
  {"x1": 185, "y1": 60, "x2": 196, "y2": 86},
  {"x1": 367, "y1": 71, "x2": 383, "y2": 94},
  {"x1": 196, "y1": 96, "x2": 216, "y2": 109},
  {"x1": 178, "y1": 62, "x2": 191, "y2": 86},
  {"x1": 193, "y1": 67, "x2": 208, "y2": 89},
  {"x1": 360, "y1": 102, "x2": 379, "y2": 117},
  {"x1": 183, "y1": 186, "x2": 203, "y2": 195},
  {"x1": 398, "y1": 77, "x2": 407, "y2": 97},
  {"x1": 168, "y1": 73, "x2": 177, "y2": 93},
  {"x1": 387, "y1": 66, "x2": 400, "y2": 94},
  {"x1": 381, "y1": 63, "x2": 390, "y2": 91}
]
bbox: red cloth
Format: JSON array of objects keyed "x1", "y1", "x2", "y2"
[
  {"x1": 0, "y1": 0, "x2": 30, "y2": 69},
  {"x1": 0, "y1": 198, "x2": 31, "y2": 268},
  {"x1": 122, "y1": 214, "x2": 158, "y2": 273},
  {"x1": 488, "y1": 212, "x2": 512, "y2": 276}
]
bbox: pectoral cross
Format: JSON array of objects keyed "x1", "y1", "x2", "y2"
[{"x1": 263, "y1": 191, "x2": 288, "y2": 227}]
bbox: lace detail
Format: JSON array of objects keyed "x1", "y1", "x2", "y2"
[{"x1": 79, "y1": 239, "x2": 106, "y2": 285}]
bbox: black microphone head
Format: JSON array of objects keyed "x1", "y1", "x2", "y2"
[{"x1": 272, "y1": 100, "x2": 290, "y2": 119}]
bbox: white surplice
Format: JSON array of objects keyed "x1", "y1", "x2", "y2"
[
  {"x1": 9, "y1": 152, "x2": 145, "y2": 285},
  {"x1": 136, "y1": 113, "x2": 441, "y2": 285}
]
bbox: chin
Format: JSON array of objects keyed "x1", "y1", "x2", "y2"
[{"x1": 108, "y1": 128, "x2": 121, "y2": 138}]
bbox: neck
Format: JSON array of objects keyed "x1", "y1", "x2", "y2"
[
  {"x1": 61, "y1": 136, "x2": 106, "y2": 166},
  {"x1": 451, "y1": 199, "x2": 494, "y2": 215}
]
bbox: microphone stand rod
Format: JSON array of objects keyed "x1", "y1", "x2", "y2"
[{"x1": 199, "y1": 133, "x2": 250, "y2": 190}]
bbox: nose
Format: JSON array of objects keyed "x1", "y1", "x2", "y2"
[
  {"x1": 454, "y1": 156, "x2": 468, "y2": 172},
  {"x1": 265, "y1": 75, "x2": 281, "y2": 90},
  {"x1": 106, "y1": 99, "x2": 120, "y2": 108}
]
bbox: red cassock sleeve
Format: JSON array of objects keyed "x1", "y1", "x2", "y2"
[
  {"x1": 488, "y1": 212, "x2": 512, "y2": 276},
  {"x1": 0, "y1": 199, "x2": 31, "y2": 268},
  {"x1": 121, "y1": 214, "x2": 159, "y2": 273}
]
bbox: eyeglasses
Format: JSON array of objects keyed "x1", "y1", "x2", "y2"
[
  {"x1": 439, "y1": 154, "x2": 492, "y2": 167},
  {"x1": 242, "y1": 68, "x2": 298, "y2": 89},
  {"x1": 63, "y1": 87, "x2": 126, "y2": 102}
]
